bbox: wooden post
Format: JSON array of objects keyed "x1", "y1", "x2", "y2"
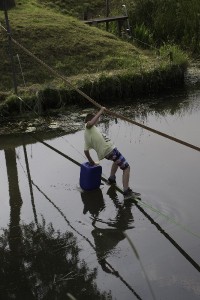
[
  {"x1": 2, "y1": 0, "x2": 18, "y2": 95},
  {"x1": 117, "y1": 20, "x2": 123, "y2": 37},
  {"x1": 106, "y1": 0, "x2": 109, "y2": 31}
]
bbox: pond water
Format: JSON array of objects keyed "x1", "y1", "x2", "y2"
[{"x1": 0, "y1": 87, "x2": 200, "y2": 299}]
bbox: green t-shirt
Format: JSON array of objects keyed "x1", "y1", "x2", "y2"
[{"x1": 84, "y1": 125, "x2": 115, "y2": 160}]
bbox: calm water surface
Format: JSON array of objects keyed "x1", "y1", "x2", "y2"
[{"x1": 0, "y1": 88, "x2": 200, "y2": 299}]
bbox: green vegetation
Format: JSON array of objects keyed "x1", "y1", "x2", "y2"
[
  {"x1": 0, "y1": 0, "x2": 188, "y2": 116},
  {"x1": 0, "y1": 0, "x2": 145, "y2": 90},
  {"x1": 123, "y1": 0, "x2": 200, "y2": 53},
  {"x1": 37, "y1": 0, "x2": 200, "y2": 53},
  {"x1": 39, "y1": 0, "x2": 106, "y2": 19}
]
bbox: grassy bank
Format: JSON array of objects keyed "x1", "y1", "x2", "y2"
[{"x1": 0, "y1": 0, "x2": 188, "y2": 116}]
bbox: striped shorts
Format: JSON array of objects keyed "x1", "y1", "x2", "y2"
[{"x1": 105, "y1": 148, "x2": 130, "y2": 170}]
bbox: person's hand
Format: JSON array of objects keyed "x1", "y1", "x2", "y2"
[
  {"x1": 100, "y1": 106, "x2": 106, "y2": 112},
  {"x1": 89, "y1": 160, "x2": 95, "y2": 166}
]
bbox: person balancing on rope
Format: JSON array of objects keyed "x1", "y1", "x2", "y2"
[{"x1": 84, "y1": 106, "x2": 141, "y2": 199}]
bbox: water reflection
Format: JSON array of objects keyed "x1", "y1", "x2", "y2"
[
  {"x1": 81, "y1": 184, "x2": 200, "y2": 280},
  {"x1": 0, "y1": 143, "x2": 111, "y2": 300},
  {"x1": 1, "y1": 87, "x2": 200, "y2": 299},
  {"x1": 0, "y1": 220, "x2": 111, "y2": 299},
  {"x1": 112, "y1": 90, "x2": 200, "y2": 125},
  {"x1": 33, "y1": 182, "x2": 143, "y2": 299},
  {"x1": 80, "y1": 187, "x2": 143, "y2": 299},
  {"x1": 23, "y1": 144, "x2": 38, "y2": 225},
  {"x1": 81, "y1": 187, "x2": 135, "y2": 269},
  {"x1": 3, "y1": 148, "x2": 27, "y2": 298},
  {"x1": 81, "y1": 188, "x2": 105, "y2": 218},
  {"x1": 81, "y1": 188, "x2": 127, "y2": 273},
  {"x1": 134, "y1": 202, "x2": 200, "y2": 273},
  {"x1": 81, "y1": 186, "x2": 134, "y2": 229},
  {"x1": 106, "y1": 185, "x2": 135, "y2": 230}
]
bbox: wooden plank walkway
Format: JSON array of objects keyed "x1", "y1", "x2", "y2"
[
  {"x1": 83, "y1": 15, "x2": 128, "y2": 36},
  {"x1": 83, "y1": 15, "x2": 128, "y2": 25}
]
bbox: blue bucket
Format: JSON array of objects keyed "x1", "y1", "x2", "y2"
[{"x1": 80, "y1": 162, "x2": 102, "y2": 191}]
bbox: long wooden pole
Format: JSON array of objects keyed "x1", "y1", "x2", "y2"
[{"x1": 1, "y1": 24, "x2": 199, "y2": 152}]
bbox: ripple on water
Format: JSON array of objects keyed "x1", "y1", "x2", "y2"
[{"x1": 139, "y1": 192, "x2": 186, "y2": 233}]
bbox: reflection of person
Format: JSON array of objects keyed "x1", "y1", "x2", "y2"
[
  {"x1": 80, "y1": 186, "x2": 135, "y2": 274},
  {"x1": 91, "y1": 227, "x2": 124, "y2": 274},
  {"x1": 84, "y1": 106, "x2": 140, "y2": 198},
  {"x1": 106, "y1": 185, "x2": 135, "y2": 230},
  {"x1": 81, "y1": 188, "x2": 105, "y2": 219}
]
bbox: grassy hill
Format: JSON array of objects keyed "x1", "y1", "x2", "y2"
[
  {"x1": 38, "y1": 0, "x2": 123, "y2": 19},
  {"x1": 0, "y1": 0, "x2": 188, "y2": 114},
  {"x1": 39, "y1": 0, "x2": 107, "y2": 19},
  {"x1": 0, "y1": 0, "x2": 143, "y2": 89}
]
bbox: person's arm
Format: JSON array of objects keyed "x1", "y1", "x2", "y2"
[
  {"x1": 84, "y1": 150, "x2": 95, "y2": 165},
  {"x1": 86, "y1": 106, "x2": 106, "y2": 128}
]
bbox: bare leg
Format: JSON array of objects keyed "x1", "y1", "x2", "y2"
[
  {"x1": 123, "y1": 166, "x2": 130, "y2": 191},
  {"x1": 110, "y1": 162, "x2": 118, "y2": 177}
]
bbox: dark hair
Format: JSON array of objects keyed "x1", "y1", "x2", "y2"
[{"x1": 85, "y1": 113, "x2": 95, "y2": 123}]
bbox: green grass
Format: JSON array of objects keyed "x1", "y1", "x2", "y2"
[
  {"x1": 38, "y1": 0, "x2": 112, "y2": 18},
  {"x1": 0, "y1": 0, "x2": 142, "y2": 89},
  {"x1": 0, "y1": 0, "x2": 188, "y2": 100}
]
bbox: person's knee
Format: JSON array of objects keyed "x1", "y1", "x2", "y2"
[{"x1": 123, "y1": 165, "x2": 130, "y2": 173}]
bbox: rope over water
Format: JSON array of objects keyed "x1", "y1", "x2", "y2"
[
  {"x1": 0, "y1": 23, "x2": 199, "y2": 152},
  {"x1": 29, "y1": 133, "x2": 200, "y2": 240}
]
